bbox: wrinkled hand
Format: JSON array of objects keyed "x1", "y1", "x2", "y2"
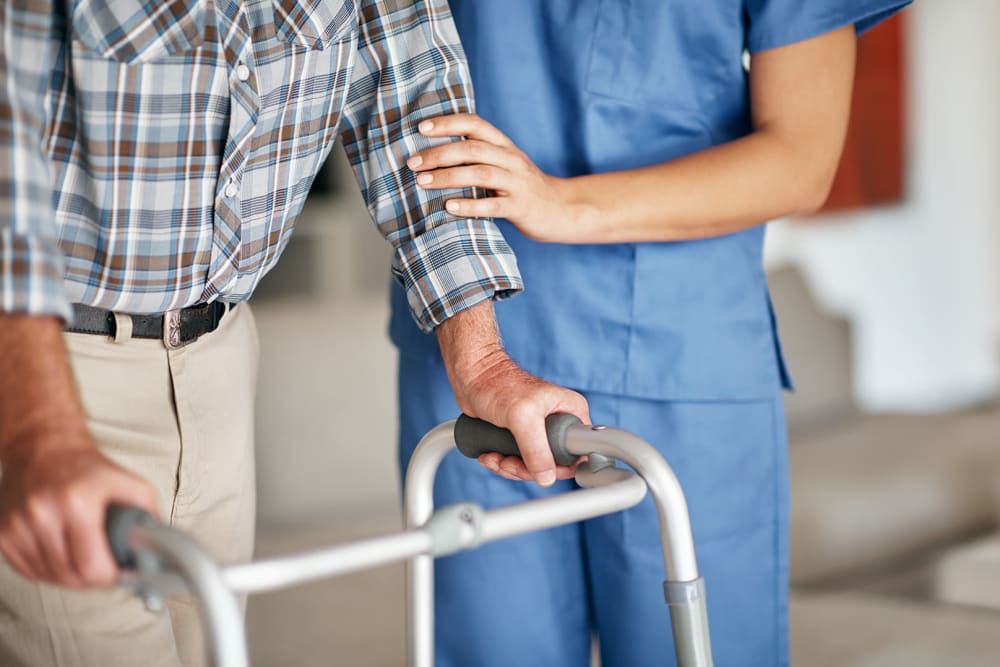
[
  {"x1": 0, "y1": 440, "x2": 158, "y2": 588},
  {"x1": 447, "y1": 346, "x2": 590, "y2": 486},
  {"x1": 407, "y1": 113, "x2": 579, "y2": 243}
]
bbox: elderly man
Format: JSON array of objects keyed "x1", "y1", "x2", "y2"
[{"x1": 0, "y1": 0, "x2": 587, "y2": 664}]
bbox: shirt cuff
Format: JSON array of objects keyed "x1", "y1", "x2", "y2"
[
  {"x1": 0, "y1": 229, "x2": 71, "y2": 321},
  {"x1": 393, "y1": 218, "x2": 523, "y2": 332}
]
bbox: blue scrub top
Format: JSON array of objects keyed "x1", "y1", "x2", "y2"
[{"x1": 390, "y1": 0, "x2": 911, "y2": 401}]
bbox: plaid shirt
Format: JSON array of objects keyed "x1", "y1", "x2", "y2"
[{"x1": 0, "y1": 0, "x2": 521, "y2": 331}]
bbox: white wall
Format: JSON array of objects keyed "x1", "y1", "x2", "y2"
[{"x1": 766, "y1": 1, "x2": 1000, "y2": 413}]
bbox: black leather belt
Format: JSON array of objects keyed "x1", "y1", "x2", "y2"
[{"x1": 67, "y1": 302, "x2": 230, "y2": 349}]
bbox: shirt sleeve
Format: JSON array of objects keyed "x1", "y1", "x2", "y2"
[
  {"x1": 339, "y1": 0, "x2": 522, "y2": 333},
  {"x1": 0, "y1": 0, "x2": 69, "y2": 321},
  {"x1": 746, "y1": 0, "x2": 912, "y2": 54}
]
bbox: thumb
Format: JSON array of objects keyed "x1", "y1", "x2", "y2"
[{"x1": 507, "y1": 409, "x2": 557, "y2": 487}]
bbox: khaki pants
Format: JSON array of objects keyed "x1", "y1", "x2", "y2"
[{"x1": 0, "y1": 303, "x2": 259, "y2": 667}]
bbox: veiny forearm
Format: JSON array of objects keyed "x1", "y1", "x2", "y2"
[
  {"x1": 560, "y1": 128, "x2": 839, "y2": 244},
  {"x1": 0, "y1": 315, "x2": 90, "y2": 458},
  {"x1": 434, "y1": 300, "x2": 506, "y2": 404}
]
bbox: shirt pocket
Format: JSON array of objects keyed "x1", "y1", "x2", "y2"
[
  {"x1": 585, "y1": 0, "x2": 740, "y2": 114},
  {"x1": 71, "y1": 0, "x2": 208, "y2": 64},
  {"x1": 272, "y1": 0, "x2": 359, "y2": 50}
]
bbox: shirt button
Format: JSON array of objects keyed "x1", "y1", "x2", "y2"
[
  {"x1": 235, "y1": 63, "x2": 250, "y2": 82},
  {"x1": 224, "y1": 181, "x2": 239, "y2": 198}
]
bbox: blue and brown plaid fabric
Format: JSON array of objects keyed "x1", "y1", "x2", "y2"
[{"x1": 0, "y1": 0, "x2": 522, "y2": 331}]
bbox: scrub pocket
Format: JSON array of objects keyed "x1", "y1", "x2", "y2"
[{"x1": 586, "y1": 0, "x2": 738, "y2": 111}]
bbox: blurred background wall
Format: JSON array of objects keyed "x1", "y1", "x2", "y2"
[
  {"x1": 768, "y1": 0, "x2": 1000, "y2": 412},
  {"x1": 242, "y1": 2, "x2": 1000, "y2": 665}
]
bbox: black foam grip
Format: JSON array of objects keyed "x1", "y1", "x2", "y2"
[
  {"x1": 105, "y1": 504, "x2": 153, "y2": 569},
  {"x1": 454, "y1": 413, "x2": 583, "y2": 466}
]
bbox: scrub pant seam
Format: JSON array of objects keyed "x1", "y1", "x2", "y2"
[{"x1": 771, "y1": 396, "x2": 789, "y2": 667}]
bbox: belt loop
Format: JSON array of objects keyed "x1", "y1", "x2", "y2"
[{"x1": 112, "y1": 312, "x2": 133, "y2": 343}]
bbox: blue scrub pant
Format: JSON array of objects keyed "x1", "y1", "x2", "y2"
[{"x1": 397, "y1": 351, "x2": 790, "y2": 667}]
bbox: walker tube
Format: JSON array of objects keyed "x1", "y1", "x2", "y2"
[
  {"x1": 407, "y1": 418, "x2": 713, "y2": 667},
  {"x1": 106, "y1": 506, "x2": 249, "y2": 667}
]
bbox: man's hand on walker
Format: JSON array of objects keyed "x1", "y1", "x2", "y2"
[
  {"x1": 435, "y1": 302, "x2": 590, "y2": 486},
  {"x1": 0, "y1": 314, "x2": 159, "y2": 588},
  {"x1": 0, "y1": 440, "x2": 159, "y2": 588}
]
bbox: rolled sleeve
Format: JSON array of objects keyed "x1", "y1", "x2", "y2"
[
  {"x1": 0, "y1": 0, "x2": 68, "y2": 320},
  {"x1": 392, "y1": 217, "x2": 521, "y2": 331},
  {"x1": 747, "y1": 0, "x2": 912, "y2": 54},
  {"x1": 339, "y1": 0, "x2": 522, "y2": 332}
]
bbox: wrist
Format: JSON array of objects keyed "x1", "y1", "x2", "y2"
[
  {"x1": 552, "y1": 176, "x2": 603, "y2": 242},
  {"x1": 1, "y1": 427, "x2": 93, "y2": 468},
  {"x1": 0, "y1": 314, "x2": 92, "y2": 463},
  {"x1": 435, "y1": 300, "x2": 510, "y2": 408}
]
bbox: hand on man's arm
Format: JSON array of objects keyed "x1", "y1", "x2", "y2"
[
  {"x1": 435, "y1": 301, "x2": 589, "y2": 486},
  {"x1": 0, "y1": 316, "x2": 158, "y2": 587}
]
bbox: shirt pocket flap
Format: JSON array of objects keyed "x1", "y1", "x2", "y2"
[
  {"x1": 71, "y1": 0, "x2": 207, "y2": 63},
  {"x1": 272, "y1": 0, "x2": 359, "y2": 50}
]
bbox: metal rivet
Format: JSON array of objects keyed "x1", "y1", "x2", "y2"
[{"x1": 591, "y1": 425, "x2": 607, "y2": 431}]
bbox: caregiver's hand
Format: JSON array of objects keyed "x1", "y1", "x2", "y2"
[{"x1": 407, "y1": 114, "x2": 578, "y2": 243}]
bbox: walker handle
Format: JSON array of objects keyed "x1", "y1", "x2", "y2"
[
  {"x1": 106, "y1": 504, "x2": 155, "y2": 569},
  {"x1": 454, "y1": 413, "x2": 582, "y2": 466}
]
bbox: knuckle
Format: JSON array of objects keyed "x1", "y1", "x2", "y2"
[
  {"x1": 82, "y1": 558, "x2": 114, "y2": 586},
  {"x1": 467, "y1": 141, "x2": 485, "y2": 160},
  {"x1": 60, "y1": 484, "x2": 91, "y2": 514},
  {"x1": 506, "y1": 400, "x2": 536, "y2": 424},
  {"x1": 24, "y1": 495, "x2": 52, "y2": 522},
  {"x1": 473, "y1": 165, "x2": 493, "y2": 183}
]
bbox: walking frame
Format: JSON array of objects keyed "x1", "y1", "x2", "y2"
[{"x1": 107, "y1": 415, "x2": 714, "y2": 666}]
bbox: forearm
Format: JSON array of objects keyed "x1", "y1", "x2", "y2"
[
  {"x1": 434, "y1": 300, "x2": 505, "y2": 408},
  {"x1": 341, "y1": 0, "x2": 522, "y2": 332},
  {"x1": 561, "y1": 129, "x2": 839, "y2": 244},
  {"x1": 409, "y1": 26, "x2": 855, "y2": 246},
  {"x1": 0, "y1": 315, "x2": 90, "y2": 459}
]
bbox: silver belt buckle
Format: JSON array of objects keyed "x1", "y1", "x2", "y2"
[{"x1": 163, "y1": 309, "x2": 183, "y2": 349}]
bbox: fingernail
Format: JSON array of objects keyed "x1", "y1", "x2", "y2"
[
  {"x1": 419, "y1": 120, "x2": 434, "y2": 132},
  {"x1": 536, "y1": 471, "x2": 556, "y2": 487},
  {"x1": 416, "y1": 173, "x2": 433, "y2": 185},
  {"x1": 407, "y1": 155, "x2": 423, "y2": 169},
  {"x1": 446, "y1": 200, "x2": 460, "y2": 212}
]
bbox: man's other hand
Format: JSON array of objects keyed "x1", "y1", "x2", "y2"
[
  {"x1": 0, "y1": 441, "x2": 158, "y2": 587},
  {"x1": 0, "y1": 314, "x2": 159, "y2": 588}
]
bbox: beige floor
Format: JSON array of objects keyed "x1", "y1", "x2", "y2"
[{"x1": 247, "y1": 516, "x2": 405, "y2": 667}]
